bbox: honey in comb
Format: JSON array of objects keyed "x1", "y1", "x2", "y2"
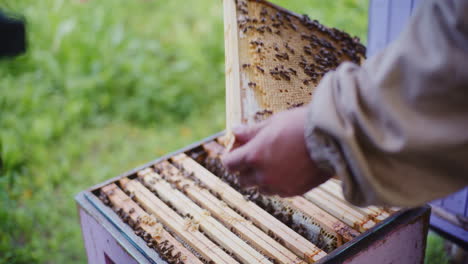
[{"x1": 228, "y1": 0, "x2": 366, "y2": 127}]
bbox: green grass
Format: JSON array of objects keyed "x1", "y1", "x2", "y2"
[
  {"x1": 425, "y1": 232, "x2": 450, "y2": 264},
  {"x1": 0, "y1": 0, "x2": 447, "y2": 263}
]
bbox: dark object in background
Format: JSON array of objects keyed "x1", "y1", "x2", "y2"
[{"x1": 0, "y1": 11, "x2": 26, "y2": 58}]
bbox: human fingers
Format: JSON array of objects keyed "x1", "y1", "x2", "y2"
[
  {"x1": 237, "y1": 168, "x2": 258, "y2": 188},
  {"x1": 232, "y1": 121, "x2": 269, "y2": 146},
  {"x1": 222, "y1": 143, "x2": 256, "y2": 173}
]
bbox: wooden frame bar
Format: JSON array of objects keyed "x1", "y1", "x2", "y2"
[
  {"x1": 101, "y1": 184, "x2": 203, "y2": 264},
  {"x1": 286, "y1": 196, "x2": 361, "y2": 244},
  {"x1": 202, "y1": 141, "x2": 358, "y2": 244},
  {"x1": 224, "y1": 0, "x2": 243, "y2": 131},
  {"x1": 155, "y1": 161, "x2": 305, "y2": 264},
  {"x1": 171, "y1": 153, "x2": 326, "y2": 263},
  {"x1": 136, "y1": 169, "x2": 273, "y2": 264},
  {"x1": 319, "y1": 180, "x2": 389, "y2": 222},
  {"x1": 76, "y1": 131, "x2": 431, "y2": 264},
  {"x1": 120, "y1": 178, "x2": 239, "y2": 264},
  {"x1": 304, "y1": 189, "x2": 376, "y2": 232}
]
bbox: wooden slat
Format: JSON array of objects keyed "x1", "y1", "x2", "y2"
[
  {"x1": 311, "y1": 188, "x2": 368, "y2": 221},
  {"x1": 383, "y1": 206, "x2": 401, "y2": 214},
  {"x1": 286, "y1": 196, "x2": 360, "y2": 243},
  {"x1": 156, "y1": 161, "x2": 305, "y2": 264},
  {"x1": 171, "y1": 153, "x2": 326, "y2": 263},
  {"x1": 203, "y1": 141, "x2": 356, "y2": 244},
  {"x1": 303, "y1": 189, "x2": 360, "y2": 229},
  {"x1": 101, "y1": 184, "x2": 203, "y2": 264},
  {"x1": 330, "y1": 179, "x2": 390, "y2": 219},
  {"x1": 137, "y1": 169, "x2": 272, "y2": 264},
  {"x1": 120, "y1": 178, "x2": 239, "y2": 264},
  {"x1": 224, "y1": 0, "x2": 243, "y2": 131},
  {"x1": 304, "y1": 188, "x2": 376, "y2": 232},
  {"x1": 320, "y1": 180, "x2": 389, "y2": 222}
]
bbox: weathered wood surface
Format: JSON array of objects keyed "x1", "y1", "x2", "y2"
[
  {"x1": 319, "y1": 180, "x2": 389, "y2": 222},
  {"x1": 171, "y1": 153, "x2": 326, "y2": 263},
  {"x1": 101, "y1": 184, "x2": 203, "y2": 264},
  {"x1": 136, "y1": 168, "x2": 273, "y2": 264},
  {"x1": 304, "y1": 188, "x2": 376, "y2": 232},
  {"x1": 203, "y1": 140, "x2": 357, "y2": 245},
  {"x1": 224, "y1": 0, "x2": 243, "y2": 131},
  {"x1": 286, "y1": 196, "x2": 360, "y2": 244},
  {"x1": 120, "y1": 178, "x2": 239, "y2": 264},
  {"x1": 155, "y1": 161, "x2": 306, "y2": 264}
]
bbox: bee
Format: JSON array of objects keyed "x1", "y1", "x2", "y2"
[
  {"x1": 288, "y1": 68, "x2": 297, "y2": 75},
  {"x1": 279, "y1": 71, "x2": 291, "y2": 81},
  {"x1": 273, "y1": 44, "x2": 279, "y2": 52},
  {"x1": 285, "y1": 43, "x2": 295, "y2": 54},
  {"x1": 256, "y1": 66, "x2": 265, "y2": 74},
  {"x1": 289, "y1": 23, "x2": 297, "y2": 31},
  {"x1": 275, "y1": 52, "x2": 289, "y2": 61}
]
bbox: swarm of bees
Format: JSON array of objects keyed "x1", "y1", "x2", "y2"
[
  {"x1": 234, "y1": 0, "x2": 366, "y2": 119},
  {"x1": 98, "y1": 193, "x2": 187, "y2": 264},
  {"x1": 200, "y1": 150, "x2": 328, "y2": 249}
]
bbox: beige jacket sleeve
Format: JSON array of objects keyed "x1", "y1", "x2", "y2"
[{"x1": 305, "y1": 0, "x2": 468, "y2": 207}]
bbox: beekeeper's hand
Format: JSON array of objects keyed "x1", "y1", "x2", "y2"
[{"x1": 222, "y1": 106, "x2": 331, "y2": 197}]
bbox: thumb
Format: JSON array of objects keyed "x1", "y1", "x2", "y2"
[{"x1": 221, "y1": 143, "x2": 255, "y2": 173}]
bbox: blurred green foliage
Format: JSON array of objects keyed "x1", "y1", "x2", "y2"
[
  {"x1": 425, "y1": 232, "x2": 450, "y2": 264},
  {"x1": 0, "y1": 0, "x2": 448, "y2": 263}
]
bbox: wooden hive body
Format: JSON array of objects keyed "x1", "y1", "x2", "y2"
[
  {"x1": 76, "y1": 133, "x2": 430, "y2": 264},
  {"x1": 224, "y1": 0, "x2": 366, "y2": 130}
]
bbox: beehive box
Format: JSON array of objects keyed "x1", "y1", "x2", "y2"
[
  {"x1": 76, "y1": 1, "x2": 430, "y2": 263},
  {"x1": 76, "y1": 133, "x2": 430, "y2": 264}
]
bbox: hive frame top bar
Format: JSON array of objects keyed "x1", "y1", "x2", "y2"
[
  {"x1": 76, "y1": 192, "x2": 166, "y2": 264},
  {"x1": 75, "y1": 131, "x2": 430, "y2": 264}
]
